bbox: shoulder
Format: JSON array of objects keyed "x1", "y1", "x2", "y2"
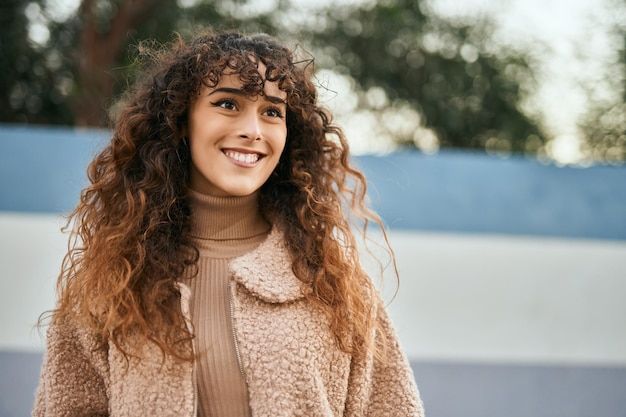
[{"x1": 35, "y1": 313, "x2": 110, "y2": 416}]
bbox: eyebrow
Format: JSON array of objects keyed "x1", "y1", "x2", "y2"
[{"x1": 207, "y1": 87, "x2": 287, "y2": 105}]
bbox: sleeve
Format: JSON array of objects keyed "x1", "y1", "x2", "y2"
[
  {"x1": 33, "y1": 315, "x2": 110, "y2": 417},
  {"x1": 344, "y1": 301, "x2": 425, "y2": 417}
]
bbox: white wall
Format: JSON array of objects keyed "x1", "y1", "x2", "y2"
[
  {"x1": 4, "y1": 211, "x2": 625, "y2": 368},
  {"x1": 0, "y1": 213, "x2": 63, "y2": 351},
  {"x1": 382, "y1": 230, "x2": 626, "y2": 366}
]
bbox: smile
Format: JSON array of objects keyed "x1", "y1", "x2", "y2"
[{"x1": 223, "y1": 150, "x2": 263, "y2": 164}]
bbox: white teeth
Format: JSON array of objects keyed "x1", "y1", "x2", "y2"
[{"x1": 224, "y1": 150, "x2": 260, "y2": 164}]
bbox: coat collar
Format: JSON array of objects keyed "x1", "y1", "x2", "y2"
[{"x1": 228, "y1": 226, "x2": 310, "y2": 303}]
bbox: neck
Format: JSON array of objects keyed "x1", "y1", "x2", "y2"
[{"x1": 189, "y1": 189, "x2": 270, "y2": 241}]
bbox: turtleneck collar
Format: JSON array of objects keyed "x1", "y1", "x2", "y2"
[{"x1": 189, "y1": 189, "x2": 271, "y2": 242}]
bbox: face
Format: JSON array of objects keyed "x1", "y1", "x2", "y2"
[{"x1": 186, "y1": 65, "x2": 288, "y2": 197}]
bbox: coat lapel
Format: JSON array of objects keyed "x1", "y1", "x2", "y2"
[{"x1": 229, "y1": 227, "x2": 309, "y2": 303}]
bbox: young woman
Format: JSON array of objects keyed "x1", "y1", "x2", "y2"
[{"x1": 34, "y1": 30, "x2": 423, "y2": 417}]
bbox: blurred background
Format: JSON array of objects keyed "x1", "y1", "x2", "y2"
[{"x1": 1, "y1": 0, "x2": 625, "y2": 416}]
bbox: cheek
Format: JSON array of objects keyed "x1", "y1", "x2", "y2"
[
  {"x1": 188, "y1": 139, "x2": 202, "y2": 164},
  {"x1": 275, "y1": 126, "x2": 288, "y2": 154},
  {"x1": 277, "y1": 134, "x2": 287, "y2": 156},
  {"x1": 270, "y1": 135, "x2": 287, "y2": 174},
  {"x1": 272, "y1": 135, "x2": 287, "y2": 168},
  {"x1": 188, "y1": 135, "x2": 216, "y2": 174}
]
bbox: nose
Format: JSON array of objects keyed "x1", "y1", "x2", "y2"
[{"x1": 239, "y1": 111, "x2": 262, "y2": 141}]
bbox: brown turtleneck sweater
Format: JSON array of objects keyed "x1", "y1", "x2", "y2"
[{"x1": 186, "y1": 190, "x2": 271, "y2": 417}]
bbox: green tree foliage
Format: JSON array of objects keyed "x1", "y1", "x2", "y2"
[
  {"x1": 0, "y1": 0, "x2": 74, "y2": 124},
  {"x1": 1, "y1": 0, "x2": 546, "y2": 157},
  {"x1": 578, "y1": 12, "x2": 626, "y2": 164},
  {"x1": 0, "y1": 0, "x2": 283, "y2": 127},
  {"x1": 306, "y1": 0, "x2": 545, "y2": 154}
]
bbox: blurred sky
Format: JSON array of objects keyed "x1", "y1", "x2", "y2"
[{"x1": 43, "y1": 0, "x2": 623, "y2": 163}]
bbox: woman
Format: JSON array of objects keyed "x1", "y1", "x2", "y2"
[{"x1": 34, "y1": 30, "x2": 423, "y2": 417}]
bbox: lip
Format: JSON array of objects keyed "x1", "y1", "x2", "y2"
[{"x1": 222, "y1": 148, "x2": 266, "y2": 167}]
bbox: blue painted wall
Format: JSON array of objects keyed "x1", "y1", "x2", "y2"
[
  {"x1": 2, "y1": 125, "x2": 625, "y2": 240},
  {"x1": 357, "y1": 152, "x2": 626, "y2": 240}
]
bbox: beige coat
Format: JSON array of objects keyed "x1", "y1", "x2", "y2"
[{"x1": 33, "y1": 228, "x2": 424, "y2": 416}]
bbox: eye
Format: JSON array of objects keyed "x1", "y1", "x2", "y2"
[
  {"x1": 212, "y1": 99, "x2": 237, "y2": 110},
  {"x1": 264, "y1": 107, "x2": 284, "y2": 119}
]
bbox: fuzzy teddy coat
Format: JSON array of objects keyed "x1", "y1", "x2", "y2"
[{"x1": 33, "y1": 228, "x2": 424, "y2": 416}]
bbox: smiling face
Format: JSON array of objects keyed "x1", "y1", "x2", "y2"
[{"x1": 186, "y1": 65, "x2": 288, "y2": 197}]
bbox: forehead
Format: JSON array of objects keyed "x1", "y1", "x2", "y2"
[
  {"x1": 214, "y1": 72, "x2": 287, "y2": 99},
  {"x1": 207, "y1": 61, "x2": 287, "y2": 99}
]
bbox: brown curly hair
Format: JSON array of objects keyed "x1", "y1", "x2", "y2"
[{"x1": 52, "y1": 29, "x2": 390, "y2": 361}]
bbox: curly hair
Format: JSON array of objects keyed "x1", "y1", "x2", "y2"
[{"x1": 52, "y1": 29, "x2": 390, "y2": 361}]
